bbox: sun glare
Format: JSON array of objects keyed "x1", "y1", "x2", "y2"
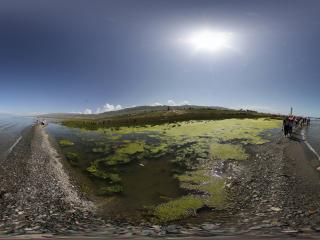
[{"x1": 185, "y1": 29, "x2": 233, "y2": 53}]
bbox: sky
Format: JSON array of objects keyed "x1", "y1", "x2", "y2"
[{"x1": 0, "y1": 0, "x2": 319, "y2": 116}]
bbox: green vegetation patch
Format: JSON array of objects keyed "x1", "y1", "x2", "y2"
[
  {"x1": 65, "y1": 152, "x2": 78, "y2": 160},
  {"x1": 64, "y1": 152, "x2": 79, "y2": 166},
  {"x1": 58, "y1": 139, "x2": 74, "y2": 146},
  {"x1": 117, "y1": 142, "x2": 145, "y2": 155},
  {"x1": 86, "y1": 163, "x2": 121, "y2": 182},
  {"x1": 153, "y1": 195, "x2": 204, "y2": 222},
  {"x1": 92, "y1": 145, "x2": 110, "y2": 153},
  {"x1": 99, "y1": 141, "x2": 145, "y2": 165},
  {"x1": 210, "y1": 143, "x2": 248, "y2": 160},
  {"x1": 103, "y1": 153, "x2": 131, "y2": 165},
  {"x1": 97, "y1": 185, "x2": 123, "y2": 195},
  {"x1": 145, "y1": 142, "x2": 169, "y2": 156},
  {"x1": 177, "y1": 170, "x2": 227, "y2": 210},
  {"x1": 202, "y1": 178, "x2": 227, "y2": 209},
  {"x1": 102, "y1": 118, "x2": 281, "y2": 144}
]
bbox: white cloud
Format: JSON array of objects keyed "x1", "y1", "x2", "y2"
[
  {"x1": 238, "y1": 105, "x2": 273, "y2": 113},
  {"x1": 96, "y1": 103, "x2": 122, "y2": 114},
  {"x1": 167, "y1": 100, "x2": 176, "y2": 106},
  {"x1": 83, "y1": 108, "x2": 92, "y2": 114},
  {"x1": 167, "y1": 100, "x2": 190, "y2": 106},
  {"x1": 152, "y1": 102, "x2": 162, "y2": 106}
]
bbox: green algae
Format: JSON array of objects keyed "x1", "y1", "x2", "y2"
[
  {"x1": 153, "y1": 195, "x2": 204, "y2": 222},
  {"x1": 97, "y1": 185, "x2": 123, "y2": 195},
  {"x1": 102, "y1": 118, "x2": 281, "y2": 145},
  {"x1": 58, "y1": 118, "x2": 282, "y2": 222},
  {"x1": 86, "y1": 163, "x2": 121, "y2": 182},
  {"x1": 176, "y1": 170, "x2": 227, "y2": 210},
  {"x1": 117, "y1": 142, "x2": 145, "y2": 155},
  {"x1": 103, "y1": 153, "x2": 131, "y2": 165},
  {"x1": 145, "y1": 142, "x2": 169, "y2": 155},
  {"x1": 59, "y1": 139, "x2": 74, "y2": 146},
  {"x1": 210, "y1": 143, "x2": 248, "y2": 160},
  {"x1": 176, "y1": 170, "x2": 211, "y2": 187},
  {"x1": 65, "y1": 152, "x2": 78, "y2": 160},
  {"x1": 202, "y1": 178, "x2": 227, "y2": 209},
  {"x1": 65, "y1": 152, "x2": 79, "y2": 166},
  {"x1": 92, "y1": 145, "x2": 110, "y2": 153}
]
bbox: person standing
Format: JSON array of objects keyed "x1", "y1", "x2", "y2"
[
  {"x1": 283, "y1": 117, "x2": 289, "y2": 137},
  {"x1": 288, "y1": 115, "x2": 294, "y2": 137}
]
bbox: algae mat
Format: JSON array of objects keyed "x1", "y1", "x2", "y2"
[{"x1": 48, "y1": 118, "x2": 281, "y2": 223}]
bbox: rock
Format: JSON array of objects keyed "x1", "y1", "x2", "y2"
[
  {"x1": 300, "y1": 227, "x2": 312, "y2": 232},
  {"x1": 270, "y1": 207, "x2": 282, "y2": 212},
  {"x1": 142, "y1": 229, "x2": 154, "y2": 236},
  {"x1": 249, "y1": 225, "x2": 262, "y2": 230},
  {"x1": 201, "y1": 223, "x2": 219, "y2": 231},
  {"x1": 166, "y1": 225, "x2": 180, "y2": 234},
  {"x1": 281, "y1": 229, "x2": 299, "y2": 233},
  {"x1": 311, "y1": 226, "x2": 320, "y2": 232},
  {"x1": 151, "y1": 225, "x2": 161, "y2": 232},
  {"x1": 122, "y1": 232, "x2": 133, "y2": 237}
]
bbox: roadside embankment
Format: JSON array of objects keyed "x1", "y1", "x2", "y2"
[
  {"x1": 224, "y1": 127, "x2": 320, "y2": 235},
  {"x1": 0, "y1": 125, "x2": 104, "y2": 235}
]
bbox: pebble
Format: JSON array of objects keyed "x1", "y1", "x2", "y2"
[
  {"x1": 141, "y1": 229, "x2": 154, "y2": 236},
  {"x1": 281, "y1": 229, "x2": 299, "y2": 233},
  {"x1": 166, "y1": 225, "x2": 180, "y2": 233},
  {"x1": 270, "y1": 207, "x2": 282, "y2": 212},
  {"x1": 249, "y1": 225, "x2": 262, "y2": 230},
  {"x1": 201, "y1": 223, "x2": 219, "y2": 231}
]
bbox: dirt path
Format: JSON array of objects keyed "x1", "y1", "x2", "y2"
[{"x1": 0, "y1": 125, "x2": 104, "y2": 234}]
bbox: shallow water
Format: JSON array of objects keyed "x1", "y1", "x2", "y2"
[
  {"x1": 46, "y1": 119, "x2": 281, "y2": 223},
  {"x1": 305, "y1": 119, "x2": 320, "y2": 158},
  {"x1": 46, "y1": 123, "x2": 183, "y2": 222},
  {"x1": 0, "y1": 114, "x2": 33, "y2": 160}
]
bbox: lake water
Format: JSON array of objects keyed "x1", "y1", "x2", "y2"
[
  {"x1": 46, "y1": 123, "x2": 184, "y2": 223},
  {"x1": 305, "y1": 119, "x2": 320, "y2": 159},
  {"x1": 0, "y1": 114, "x2": 33, "y2": 160}
]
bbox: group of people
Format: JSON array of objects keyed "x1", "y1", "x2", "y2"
[
  {"x1": 283, "y1": 115, "x2": 310, "y2": 137},
  {"x1": 35, "y1": 118, "x2": 47, "y2": 126}
]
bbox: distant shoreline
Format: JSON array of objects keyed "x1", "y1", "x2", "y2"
[{"x1": 48, "y1": 107, "x2": 282, "y2": 130}]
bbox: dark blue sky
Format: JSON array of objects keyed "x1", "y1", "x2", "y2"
[{"x1": 0, "y1": 0, "x2": 319, "y2": 116}]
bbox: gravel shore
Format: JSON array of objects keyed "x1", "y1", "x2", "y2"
[
  {"x1": 1, "y1": 125, "x2": 320, "y2": 239},
  {"x1": 0, "y1": 125, "x2": 104, "y2": 235}
]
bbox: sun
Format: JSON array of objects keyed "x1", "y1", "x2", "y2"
[{"x1": 185, "y1": 29, "x2": 233, "y2": 53}]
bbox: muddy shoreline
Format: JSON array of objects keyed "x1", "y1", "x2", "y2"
[{"x1": 1, "y1": 124, "x2": 320, "y2": 238}]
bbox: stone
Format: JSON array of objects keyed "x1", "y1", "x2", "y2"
[
  {"x1": 249, "y1": 226, "x2": 262, "y2": 230},
  {"x1": 270, "y1": 207, "x2": 282, "y2": 212},
  {"x1": 142, "y1": 229, "x2": 154, "y2": 236},
  {"x1": 166, "y1": 225, "x2": 180, "y2": 234},
  {"x1": 201, "y1": 223, "x2": 219, "y2": 231}
]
